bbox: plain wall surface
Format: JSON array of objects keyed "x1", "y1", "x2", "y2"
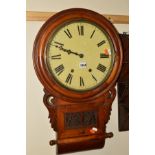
[{"x1": 26, "y1": 0, "x2": 129, "y2": 155}]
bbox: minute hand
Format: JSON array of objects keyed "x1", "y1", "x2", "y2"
[{"x1": 54, "y1": 45, "x2": 84, "y2": 58}]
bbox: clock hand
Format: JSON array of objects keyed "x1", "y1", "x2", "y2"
[
  {"x1": 53, "y1": 45, "x2": 84, "y2": 58},
  {"x1": 66, "y1": 49, "x2": 84, "y2": 58}
]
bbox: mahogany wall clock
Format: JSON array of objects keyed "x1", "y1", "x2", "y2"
[{"x1": 33, "y1": 8, "x2": 123, "y2": 154}]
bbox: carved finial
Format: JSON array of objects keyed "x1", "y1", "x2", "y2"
[
  {"x1": 105, "y1": 132, "x2": 113, "y2": 138},
  {"x1": 49, "y1": 140, "x2": 57, "y2": 146}
]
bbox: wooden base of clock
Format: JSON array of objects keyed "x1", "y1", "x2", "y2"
[{"x1": 43, "y1": 87, "x2": 116, "y2": 154}]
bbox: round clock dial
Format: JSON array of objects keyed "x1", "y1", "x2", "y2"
[{"x1": 46, "y1": 20, "x2": 115, "y2": 91}]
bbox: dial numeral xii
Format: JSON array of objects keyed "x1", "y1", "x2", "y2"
[{"x1": 78, "y1": 25, "x2": 84, "y2": 36}]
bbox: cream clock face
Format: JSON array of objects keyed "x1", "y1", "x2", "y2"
[{"x1": 46, "y1": 20, "x2": 115, "y2": 91}]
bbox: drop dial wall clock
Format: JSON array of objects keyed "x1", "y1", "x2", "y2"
[{"x1": 33, "y1": 8, "x2": 123, "y2": 154}]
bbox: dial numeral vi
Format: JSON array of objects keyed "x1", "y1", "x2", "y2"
[{"x1": 80, "y1": 76, "x2": 85, "y2": 86}]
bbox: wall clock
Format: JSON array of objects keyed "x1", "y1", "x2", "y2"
[{"x1": 33, "y1": 8, "x2": 123, "y2": 154}]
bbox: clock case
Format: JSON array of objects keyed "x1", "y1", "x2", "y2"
[{"x1": 33, "y1": 8, "x2": 123, "y2": 154}]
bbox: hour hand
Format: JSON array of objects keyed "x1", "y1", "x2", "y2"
[
  {"x1": 66, "y1": 49, "x2": 84, "y2": 58},
  {"x1": 52, "y1": 44, "x2": 84, "y2": 58}
]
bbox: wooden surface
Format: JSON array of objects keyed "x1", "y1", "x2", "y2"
[
  {"x1": 26, "y1": 11, "x2": 129, "y2": 24},
  {"x1": 44, "y1": 87, "x2": 116, "y2": 154}
]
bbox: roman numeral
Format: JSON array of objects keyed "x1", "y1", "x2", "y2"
[
  {"x1": 97, "y1": 40, "x2": 106, "y2": 47},
  {"x1": 65, "y1": 73, "x2": 73, "y2": 84},
  {"x1": 90, "y1": 30, "x2": 95, "y2": 39},
  {"x1": 97, "y1": 64, "x2": 106, "y2": 73},
  {"x1": 100, "y1": 53, "x2": 109, "y2": 58},
  {"x1": 54, "y1": 41, "x2": 64, "y2": 46},
  {"x1": 51, "y1": 54, "x2": 61, "y2": 60},
  {"x1": 78, "y1": 25, "x2": 84, "y2": 36},
  {"x1": 80, "y1": 76, "x2": 84, "y2": 86},
  {"x1": 55, "y1": 64, "x2": 64, "y2": 75},
  {"x1": 64, "y1": 29, "x2": 72, "y2": 38},
  {"x1": 91, "y1": 74, "x2": 97, "y2": 82}
]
